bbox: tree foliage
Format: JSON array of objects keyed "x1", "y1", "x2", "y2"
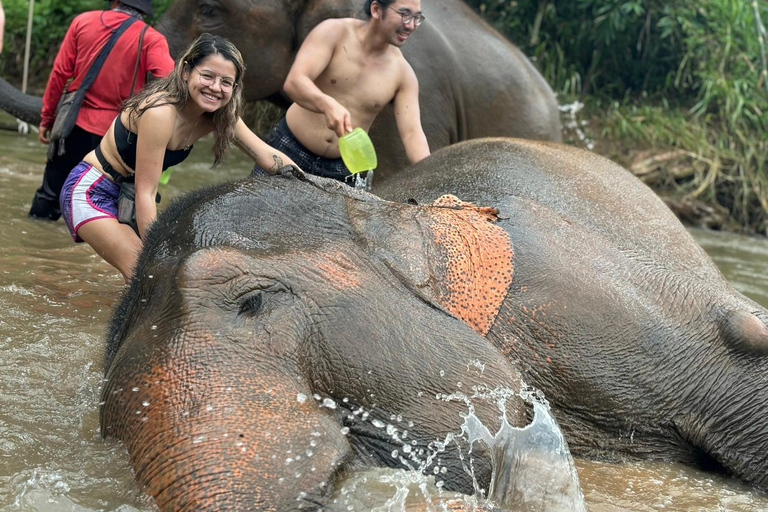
[
  {"x1": 465, "y1": 0, "x2": 768, "y2": 132},
  {"x1": 0, "y1": 0, "x2": 171, "y2": 90}
]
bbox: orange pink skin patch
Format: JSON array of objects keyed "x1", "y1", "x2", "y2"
[{"x1": 426, "y1": 195, "x2": 514, "y2": 336}]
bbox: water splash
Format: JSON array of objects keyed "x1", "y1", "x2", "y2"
[
  {"x1": 457, "y1": 388, "x2": 586, "y2": 511},
  {"x1": 325, "y1": 381, "x2": 585, "y2": 511},
  {"x1": 558, "y1": 101, "x2": 595, "y2": 151}
]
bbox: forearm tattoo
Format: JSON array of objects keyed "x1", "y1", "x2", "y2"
[
  {"x1": 236, "y1": 136, "x2": 260, "y2": 162},
  {"x1": 269, "y1": 155, "x2": 284, "y2": 174}
]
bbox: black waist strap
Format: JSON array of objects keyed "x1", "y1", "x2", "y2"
[{"x1": 95, "y1": 144, "x2": 134, "y2": 183}]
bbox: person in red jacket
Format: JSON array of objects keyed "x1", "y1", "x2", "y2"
[{"x1": 29, "y1": 0, "x2": 174, "y2": 220}]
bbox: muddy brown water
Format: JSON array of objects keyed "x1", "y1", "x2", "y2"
[{"x1": 1, "y1": 121, "x2": 767, "y2": 511}]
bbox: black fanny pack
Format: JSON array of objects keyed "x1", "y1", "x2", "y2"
[{"x1": 95, "y1": 145, "x2": 159, "y2": 237}]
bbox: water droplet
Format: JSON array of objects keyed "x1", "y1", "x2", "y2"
[
  {"x1": 297, "y1": 393, "x2": 307, "y2": 403},
  {"x1": 439, "y1": 370, "x2": 445, "y2": 377},
  {"x1": 151, "y1": 325, "x2": 158, "y2": 331},
  {"x1": 141, "y1": 401, "x2": 150, "y2": 407},
  {"x1": 371, "y1": 419, "x2": 385, "y2": 428},
  {"x1": 131, "y1": 387, "x2": 139, "y2": 392},
  {"x1": 391, "y1": 450, "x2": 399, "y2": 458},
  {"x1": 340, "y1": 427, "x2": 350, "y2": 435},
  {"x1": 322, "y1": 398, "x2": 337, "y2": 409}
]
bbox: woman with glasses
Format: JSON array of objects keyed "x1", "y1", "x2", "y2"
[{"x1": 59, "y1": 32, "x2": 297, "y2": 281}]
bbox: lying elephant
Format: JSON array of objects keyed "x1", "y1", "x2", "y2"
[
  {"x1": 100, "y1": 166, "x2": 585, "y2": 509},
  {"x1": 374, "y1": 138, "x2": 768, "y2": 490},
  {"x1": 154, "y1": 0, "x2": 561, "y2": 178},
  {"x1": 102, "y1": 138, "x2": 768, "y2": 509}
]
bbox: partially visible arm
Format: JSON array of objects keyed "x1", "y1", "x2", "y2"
[
  {"x1": 143, "y1": 29, "x2": 175, "y2": 79},
  {"x1": 134, "y1": 106, "x2": 175, "y2": 238},
  {"x1": 234, "y1": 118, "x2": 300, "y2": 174},
  {"x1": 0, "y1": 1, "x2": 5, "y2": 54},
  {"x1": 283, "y1": 20, "x2": 352, "y2": 137},
  {"x1": 393, "y1": 62, "x2": 430, "y2": 164},
  {"x1": 39, "y1": 16, "x2": 80, "y2": 144}
]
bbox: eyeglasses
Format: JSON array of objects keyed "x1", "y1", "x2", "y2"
[
  {"x1": 194, "y1": 68, "x2": 237, "y2": 91},
  {"x1": 387, "y1": 6, "x2": 426, "y2": 26}
]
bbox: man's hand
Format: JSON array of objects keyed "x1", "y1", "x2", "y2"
[
  {"x1": 38, "y1": 124, "x2": 50, "y2": 144},
  {"x1": 323, "y1": 98, "x2": 353, "y2": 138}
]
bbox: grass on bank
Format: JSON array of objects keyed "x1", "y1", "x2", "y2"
[{"x1": 563, "y1": 99, "x2": 768, "y2": 235}]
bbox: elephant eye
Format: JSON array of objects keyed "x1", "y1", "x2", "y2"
[
  {"x1": 239, "y1": 292, "x2": 263, "y2": 317},
  {"x1": 196, "y1": 1, "x2": 226, "y2": 25}
]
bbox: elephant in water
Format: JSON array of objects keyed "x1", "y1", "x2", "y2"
[
  {"x1": 100, "y1": 168, "x2": 585, "y2": 508},
  {"x1": 101, "y1": 139, "x2": 768, "y2": 509}
]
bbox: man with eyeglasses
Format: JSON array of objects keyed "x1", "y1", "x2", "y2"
[{"x1": 252, "y1": 0, "x2": 430, "y2": 185}]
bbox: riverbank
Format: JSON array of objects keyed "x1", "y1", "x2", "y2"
[{"x1": 560, "y1": 101, "x2": 768, "y2": 238}]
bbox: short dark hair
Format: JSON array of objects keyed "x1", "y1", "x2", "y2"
[{"x1": 364, "y1": 0, "x2": 396, "y2": 18}]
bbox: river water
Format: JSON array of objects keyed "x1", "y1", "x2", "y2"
[{"x1": 1, "y1": 120, "x2": 768, "y2": 511}]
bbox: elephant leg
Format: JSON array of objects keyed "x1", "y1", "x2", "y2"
[{"x1": 101, "y1": 355, "x2": 351, "y2": 511}]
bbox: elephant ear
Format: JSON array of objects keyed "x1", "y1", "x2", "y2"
[{"x1": 294, "y1": 0, "x2": 361, "y2": 44}]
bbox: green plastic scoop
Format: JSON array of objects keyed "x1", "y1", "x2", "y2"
[{"x1": 339, "y1": 128, "x2": 377, "y2": 175}]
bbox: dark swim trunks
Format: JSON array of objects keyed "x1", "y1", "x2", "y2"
[{"x1": 252, "y1": 117, "x2": 355, "y2": 185}]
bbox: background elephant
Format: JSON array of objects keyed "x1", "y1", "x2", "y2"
[
  {"x1": 155, "y1": 0, "x2": 562, "y2": 178},
  {"x1": 0, "y1": 1, "x2": 561, "y2": 180},
  {"x1": 100, "y1": 171, "x2": 585, "y2": 510}
]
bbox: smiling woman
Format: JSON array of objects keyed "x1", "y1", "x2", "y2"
[{"x1": 55, "y1": 32, "x2": 300, "y2": 282}]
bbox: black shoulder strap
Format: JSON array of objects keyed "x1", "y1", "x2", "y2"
[{"x1": 58, "y1": 17, "x2": 140, "y2": 138}]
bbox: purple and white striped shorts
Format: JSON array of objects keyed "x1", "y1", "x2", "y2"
[{"x1": 60, "y1": 161, "x2": 120, "y2": 243}]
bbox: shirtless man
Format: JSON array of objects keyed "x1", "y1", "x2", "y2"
[{"x1": 253, "y1": 0, "x2": 430, "y2": 184}]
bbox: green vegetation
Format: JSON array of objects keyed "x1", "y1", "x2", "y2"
[
  {"x1": 0, "y1": 0, "x2": 171, "y2": 86},
  {"x1": 2, "y1": 0, "x2": 767, "y2": 232},
  {"x1": 467, "y1": 0, "x2": 768, "y2": 234}
]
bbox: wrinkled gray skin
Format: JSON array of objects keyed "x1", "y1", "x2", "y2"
[
  {"x1": 0, "y1": 76, "x2": 42, "y2": 125},
  {"x1": 154, "y1": 0, "x2": 561, "y2": 179},
  {"x1": 376, "y1": 138, "x2": 768, "y2": 492},
  {"x1": 100, "y1": 169, "x2": 584, "y2": 510}
]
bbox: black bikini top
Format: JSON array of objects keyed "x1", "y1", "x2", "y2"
[{"x1": 113, "y1": 115, "x2": 193, "y2": 171}]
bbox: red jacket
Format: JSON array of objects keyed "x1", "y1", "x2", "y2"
[{"x1": 41, "y1": 10, "x2": 174, "y2": 136}]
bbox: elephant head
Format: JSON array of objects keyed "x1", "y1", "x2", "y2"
[
  {"x1": 156, "y1": 0, "x2": 562, "y2": 177},
  {"x1": 101, "y1": 170, "x2": 584, "y2": 510}
]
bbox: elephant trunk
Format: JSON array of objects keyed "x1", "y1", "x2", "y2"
[{"x1": 0, "y1": 76, "x2": 42, "y2": 125}]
